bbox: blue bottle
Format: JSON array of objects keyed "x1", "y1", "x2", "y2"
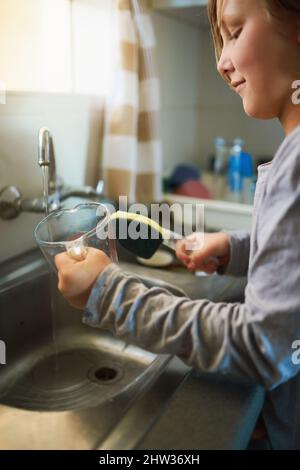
[{"x1": 229, "y1": 139, "x2": 254, "y2": 204}]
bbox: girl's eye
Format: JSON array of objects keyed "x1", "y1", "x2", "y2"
[{"x1": 229, "y1": 28, "x2": 242, "y2": 41}]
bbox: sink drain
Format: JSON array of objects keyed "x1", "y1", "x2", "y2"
[
  {"x1": 95, "y1": 367, "x2": 117, "y2": 382},
  {"x1": 88, "y1": 364, "x2": 123, "y2": 385}
]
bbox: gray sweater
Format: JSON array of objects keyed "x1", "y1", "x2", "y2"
[{"x1": 84, "y1": 125, "x2": 300, "y2": 449}]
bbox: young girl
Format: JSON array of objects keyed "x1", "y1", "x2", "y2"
[{"x1": 55, "y1": 0, "x2": 300, "y2": 450}]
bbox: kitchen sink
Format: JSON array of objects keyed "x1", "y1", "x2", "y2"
[
  {"x1": 0, "y1": 194, "x2": 261, "y2": 450},
  {"x1": 0, "y1": 248, "x2": 190, "y2": 450}
]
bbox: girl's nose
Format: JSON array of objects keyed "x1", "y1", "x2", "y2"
[{"x1": 217, "y1": 48, "x2": 234, "y2": 80}]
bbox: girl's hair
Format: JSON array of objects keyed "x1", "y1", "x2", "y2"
[{"x1": 208, "y1": 0, "x2": 300, "y2": 62}]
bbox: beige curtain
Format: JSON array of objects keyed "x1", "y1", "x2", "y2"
[{"x1": 102, "y1": 0, "x2": 162, "y2": 204}]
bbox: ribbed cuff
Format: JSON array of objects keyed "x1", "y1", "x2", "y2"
[
  {"x1": 83, "y1": 263, "x2": 121, "y2": 326},
  {"x1": 217, "y1": 230, "x2": 250, "y2": 278}
]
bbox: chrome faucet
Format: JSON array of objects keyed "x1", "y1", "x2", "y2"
[
  {"x1": 38, "y1": 127, "x2": 59, "y2": 195},
  {"x1": 0, "y1": 127, "x2": 104, "y2": 220}
]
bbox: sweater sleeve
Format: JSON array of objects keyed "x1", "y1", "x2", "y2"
[{"x1": 83, "y1": 243, "x2": 299, "y2": 391}]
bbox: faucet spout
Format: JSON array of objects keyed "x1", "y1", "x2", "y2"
[
  {"x1": 38, "y1": 127, "x2": 58, "y2": 194},
  {"x1": 38, "y1": 127, "x2": 51, "y2": 167}
]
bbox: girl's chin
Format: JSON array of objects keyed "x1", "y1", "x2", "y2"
[{"x1": 243, "y1": 99, "x2": 277, "y2": 120}]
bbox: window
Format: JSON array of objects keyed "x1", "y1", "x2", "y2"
[{"x1": 0, "y1": 0, "x2": 114, "y2": 95}]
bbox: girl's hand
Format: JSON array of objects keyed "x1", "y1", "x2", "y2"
[
  {"x1": 55, "y1": 248, "x2": 112, "y2": 310},
  {"x1": 176, "y1": 232, "x2": 231, "y2": 275}
]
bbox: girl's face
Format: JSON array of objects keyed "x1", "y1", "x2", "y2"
[{"x1": 217, "y1": 0, "x2": 300, "y2": 133}]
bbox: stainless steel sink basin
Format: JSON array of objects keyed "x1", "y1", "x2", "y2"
[{"x1": 0, "y1": 250, "x2": 191, "y2": 450}]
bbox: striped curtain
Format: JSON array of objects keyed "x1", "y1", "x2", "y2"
[{"x1": 102, "y1": 0, "x2": 162, "y2": 204}]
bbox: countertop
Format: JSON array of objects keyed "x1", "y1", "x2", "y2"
[{"x1": 137, "y1": 357, "x2": 264, "y2": 450}]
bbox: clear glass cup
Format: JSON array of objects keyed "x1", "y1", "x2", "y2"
[{"x1": 34, "y1": 202, "x2": 118, "y2": 273}]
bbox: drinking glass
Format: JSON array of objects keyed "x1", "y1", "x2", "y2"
[{"x1": 34, "y1": 202, "x2": 118, "y2": 272}]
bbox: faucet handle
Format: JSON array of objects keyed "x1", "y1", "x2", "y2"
[{"x1": 0, "y1": 186, "x2": 22, "y2": 219}]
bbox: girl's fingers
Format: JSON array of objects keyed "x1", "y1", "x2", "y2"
[
  {"x1": 176, "y1": 241, "x2": 192, "y2": 263},
  {"x1": 187, "y1": 261, "x2": 196, "y2": 271},
  {"x1": 204, "y1": 262, "x2": 218, "y2": 274},
  {"x1": 187, "y1": 259, "x2": 218, "y2": 274},
  {"x1": 55, "y1": 250, "x2": 82, "y2": 270}
]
